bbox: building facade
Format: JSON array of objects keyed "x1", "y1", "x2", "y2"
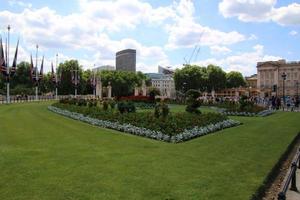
[
  {"x1": 93, "y1": 65, "x2": 115, "y2": 73},
  {"x1": 146, "y1": 66, "x2": 176, "y2": 98},
  {"x1": 116, "y1": 49, "x2": 136, "y2": 72},
  {"x1": 245, "y1": 74, "x2": 258, "y2": 89},
  {"x1": 257, "y1": 60, "x2": 300, "y2": 97}
]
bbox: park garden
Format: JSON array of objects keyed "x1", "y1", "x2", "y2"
[{"x1": 1, "y1": 58, "x2": 299, "y2": 200}]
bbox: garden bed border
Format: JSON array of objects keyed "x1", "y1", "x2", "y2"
[{"x1": 48, "y1": 105, "x2": 241, "y2": 143}]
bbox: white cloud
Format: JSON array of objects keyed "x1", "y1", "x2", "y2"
[
  {"x1": 0, "y1": 1, "x2": 173, "y2": 73},
  {"x1": 166, "y1": 0, "x2": 246, "y2": 49},
  {"x1": 272, "y1": 3, "x2": 300, "y2": 26},
  {"x1": 193, "y1": 44, "x2": 282, "y2": 75},
  {"x1": 210, "y1": 45, "x2": 232, "y2": 55},
  {"x1": 249, "y1": 34, "x2": 258, "y2": 40},
  {"x1": 289, "y1": 30, "x2": 298, "y2": 36},
  {"x1": 8, "y1": 0, "x2": 32, "y2": 8},
  {"x1": 219, "y1": 0, "x2": 275, "y2": 22},
  {"x1": 219, "y1": 0, "x2": 300, "y2": 26},
  {"x1": 166, "y1": 19, "x2": 246, "y2": 49}
]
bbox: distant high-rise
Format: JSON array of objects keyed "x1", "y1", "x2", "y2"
[{"x1": 116, "y1": 49, "x2": 136, "y2": 72}]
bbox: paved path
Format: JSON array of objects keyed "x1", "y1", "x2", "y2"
[{"x1": 285, "y1": 161, "x2": 300, "y2": 199}]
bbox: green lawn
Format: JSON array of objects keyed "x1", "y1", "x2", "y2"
[{"x1": 0, "y1": 102, "x2": 299, "y2": 200}]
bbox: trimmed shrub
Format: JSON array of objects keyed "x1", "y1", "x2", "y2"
[
  {"x1": 117, "y1": 101, "x2": 136, "y2": 114},
  {"x1": 185, "y1": 89, "x2": 201, "y2": 114},
  {"x1": 103, "y1": 101, "x2": 109, "y2": 111},
  {"x1": 109, "y1": 100, "x2": 116, "y2": 110},
  {"x1": 77, "y1": 99, "x2": 87, "y2": 106}
]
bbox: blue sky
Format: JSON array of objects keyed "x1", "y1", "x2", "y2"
[{"x1": 0, "y1": 0, "x2": 300, "y2": 75}]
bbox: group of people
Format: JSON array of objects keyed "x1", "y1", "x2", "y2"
[
  {"x1": 270, "y1": 96, "x2": 300, "y2": 111},
  {"x1": 200, "y1": 94, "x2": 300, "y2": 112}
]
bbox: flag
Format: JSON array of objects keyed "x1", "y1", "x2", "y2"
[
  {"x1": 0, "y1": 37, "x2": 7, "y2": 76},
  {"x1": 39, "y1": 56, "x2": 44, "y2": 80},
  {"x1": 10, "y1": 39, "x2": 19, "y2": 76},
  {"x1": 51, "y1": 62, "x2": 56, "y2": 83},
  {"x1": 30, "y1": 54, "x2": 35, "y2": 81}
]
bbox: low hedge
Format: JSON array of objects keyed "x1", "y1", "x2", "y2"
[{"x1": 52, "y1": 102, "x2": 230, "y2": 136}]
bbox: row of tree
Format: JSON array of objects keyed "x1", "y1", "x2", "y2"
[
  {"x1": 0, "y1": 60, "x2": 148, "y2": 97},
  {"x1": 174, "y1": 64, "x2": 246, "y2": 92},
  {"x1": 0, "y1": 61, "x2": 247, "y2": 97}
]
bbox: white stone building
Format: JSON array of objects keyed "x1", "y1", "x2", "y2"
[{"x1": 257, "y1": 60, "x2": 300, "y2": 97}]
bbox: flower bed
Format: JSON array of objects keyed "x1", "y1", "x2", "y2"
[
  {"x1": 48, "y1": 105, "x2": 241, "y2": 143},
  {"x1": 217, "y1": 108, "x2": 275, "y2": 117}
]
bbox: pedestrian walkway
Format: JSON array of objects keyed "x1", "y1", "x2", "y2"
[{"x1": 286, "y1": 168, "x2": 300, "y2": 200}]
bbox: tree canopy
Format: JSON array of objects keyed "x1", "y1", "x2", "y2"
[
  {"x1": 99, "y1": 70, "x2": 146, "y2": 97},
  {"x1": 174, "y1": 64, "x2": 246, "y2": 93},
  {"x1": 226, "y1": 71, "x2": 246, "y2": 88}
]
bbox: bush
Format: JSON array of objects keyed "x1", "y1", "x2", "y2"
[
  {"x1": 88, "y1": 100, "x2": 97, "y2": 107},
  {"x1": 109, "y1": 100, "x2": 116, "y2": 110},
  {"x1": 77, "y1": 99, "x2": 87, "y2": 106},
  {"x1": 52, "y1": 102, "x2": 229, "y2": 136},
  {"x1": 154, "y1": 101, "x2": 169, "y2": 119},
  {"x1": 154, "y1": 104, "x2": 161, "y2": 118},
  {"x1": 117, "y1": 101, "x2": 136, "y2": 114},
  {"x1": 161, "y1": 102, "x2": 169, "y2": 119},
  {"x1": 103, "y1": 101, "x2": 109, "y2": 111},
  {"x1": 185, "y1": 89, "x2": 201, "y2": 114}
]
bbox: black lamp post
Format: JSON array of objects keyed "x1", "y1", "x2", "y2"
[
  {"x1": 281, "y1": 72, "x2": 287, "y2": 110},
  {"x1": 296, "y1": 81, "x2": 299, "y2": 98}
]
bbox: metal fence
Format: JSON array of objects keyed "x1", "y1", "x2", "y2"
[
  {"x1": 0, "y1": 95, "x2": 98, "y2": 104},
  {"x1": 278, "y1": 148, "x2": 300, "y2": 200}
]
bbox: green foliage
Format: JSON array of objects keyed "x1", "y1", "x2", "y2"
[
  {"x1": 174, "y1": 64, "x2": 207, "y2": 92},
  {"x1": 88, "y1": 99, "x2": 97, "y2": 107},
  {"x1": 53, "y1": 102, "x2": 226, "y2": 136},
  {"x1": 207, "y1": 64, "x2": 226, "y2": 92},
  {"x1": 1, "y1": 102, "x2": 300, "y2": 200},
  {"x1": 99, "y1": 70, "x2": 146, "y2": 97},
  {"x1": 174, "y1": 65, "x2": 246, "y2": 93},
  {"x1": 117, "y1": 101, "x2": 136, "y2": 114},
  {"x1": 148, "y1": 87, "x2": 160, "y2": 101},
  {"x1": 103, "y1": 101, "x2": 109, "y2": 111},
  {"x1": 153, "y1": 101, "x2": 169, "y2": 119},
  {"x1": 154, "y1": 104, "x2": 161, "y2": 118},
  {"x1": 77, "y1": 99, "x2": 87, "y2": 106},
  {"x1": 226, "y1": 71, "x2": 246, "y2": 88},
  {"x1": 109, "y1": 100, "x2": 116, "y2": 110},
  {"x1": 185, "y1": 89, "x2": 201, "y2": 114},
  {"x1": 10, "y1": 84, "x2": 35, "y2": 95},
  {"x1": 161, "y1": 102, "x2": 169, "y2": 119}
]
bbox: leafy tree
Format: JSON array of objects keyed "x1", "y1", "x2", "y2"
[
  {"x1": 226, "y1": 71, "x2": 246, "y2": 88},
  {"x1": 57, "y1": 60, "x2": 84, "y2": 95},
  {"x1": 10, "y1": 62, "x2": 33, "y2": 88},
  {"x1": 99, "y1": 70, "x2": 145, "y2": 97},
  {"x1": 174, "y1": 64, "x2": 207, "y2": 93},
  {"x1": 207, "y1": 64, "x2": 226, "y2": 92},
  {"x1": 148, "y1": 87, "x2": 160, "y2": 101}
]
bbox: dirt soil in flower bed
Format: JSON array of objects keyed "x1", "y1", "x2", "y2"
[{"x1": 52, "y1": 103, "x2": 228, "y2": 136}]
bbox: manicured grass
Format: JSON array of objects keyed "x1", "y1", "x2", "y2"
[{"x1": 0, "y1": 102, "x2": 299, "y2": 200}]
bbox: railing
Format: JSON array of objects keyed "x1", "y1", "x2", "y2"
[
  {"x1": 278, "y1": 148, "x2": 300, "y2": 200},
  {"x1": 0, "y1": 95, "x2": 101, "y2": 104}
]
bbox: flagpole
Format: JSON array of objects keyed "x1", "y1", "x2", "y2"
[
  {"x1": 75, "y1": 69, "x2": 77, "y2": 97},
  {"x1": 6, "y1": 25, "x2": 10, "y2": 104},
  {"x1": 55, "y1": 53, "x2": 58, "y2": 100},
  {"x1": 35, "y1": 44, "x2": 38, "y2": 101}
]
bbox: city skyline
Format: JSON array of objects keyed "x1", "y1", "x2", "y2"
[{"x1": 0, "y1": 0, "x2": 299, "y2": 75}]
